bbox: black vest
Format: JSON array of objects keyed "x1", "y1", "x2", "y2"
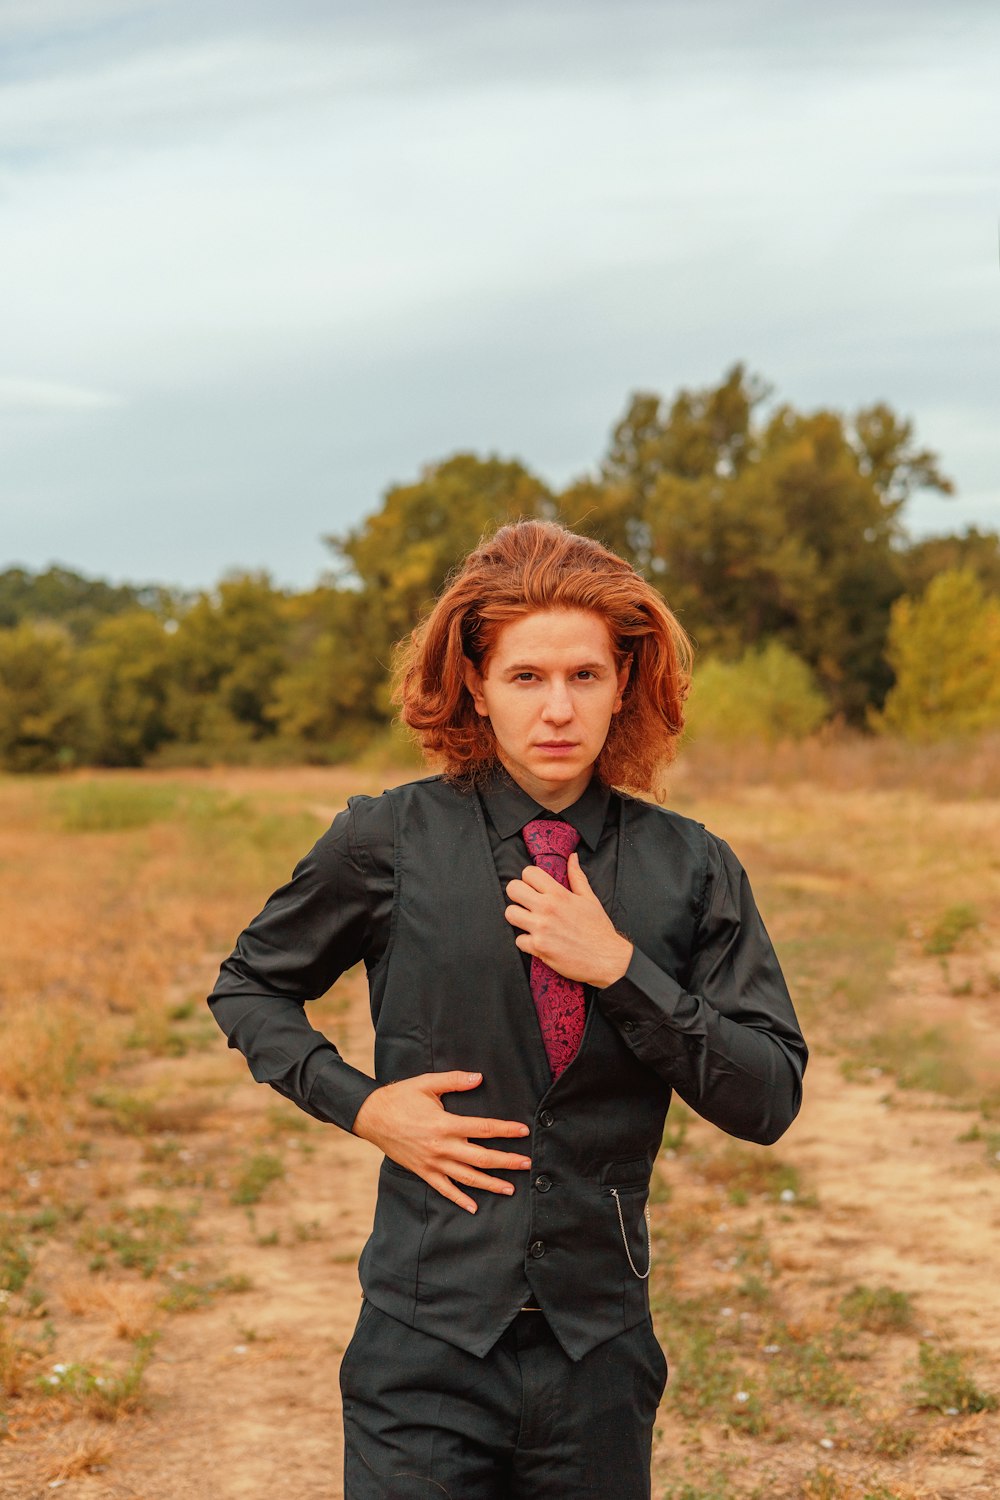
[{"x1": 356, "y1": 776, "x2": 706, "y2": 1361}]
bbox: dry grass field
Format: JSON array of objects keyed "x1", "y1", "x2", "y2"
[{"x1": 1, "y1": 742, "x2": 999, "y2": 1499}]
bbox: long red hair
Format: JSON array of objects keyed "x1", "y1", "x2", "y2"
[{"x1": 395, "y1": 520, "x2": 692, "y2": 794}]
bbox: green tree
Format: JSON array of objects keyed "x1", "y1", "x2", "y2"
[
  {"x1": 80, "y1": 609, "x2": 176, "y2": 766},
  {"x1": 899, "y1": 526, "x2": 1000, "y2": 600},
  {"x1": 0, "y1": 564, "x2": 161, "y2": 642},
  {"x1": 328, "y1": 453, "x2": 554, "y2": 715},
  {"x1": 873, "y1": 569, "x2": 1000, "y2": 740},
  {"x1": 268, "y1": 586, "x2": 388, "y2": 753},
  {"x1": 0, "y1": 622, "x2": 91, "y2": 771},
  {"x1": 166, "y1": 573, "x2": 290, "y2": 748},
  {"x1": 595, "y1": 366, "x2": 953, "y2": 719},
  {"x1": 604, "y1": 364, "x2": 767, "y2": 499}
]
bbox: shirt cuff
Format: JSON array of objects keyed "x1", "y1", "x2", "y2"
[
  {"x1": 305, "y1": 1056, "x2": 381, "y2": 1133},
  {"x1": 599, "y1": 945, "x2": 697, "y2": 1053}
]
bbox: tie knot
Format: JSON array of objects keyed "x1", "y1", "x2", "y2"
[{"x1": 523, "y1": 818, "x2": 581, "y2": 865}]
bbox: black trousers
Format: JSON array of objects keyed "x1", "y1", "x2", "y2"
[{"x1": 339, "y1": 1301, "x2": 668, "y2": 1499}]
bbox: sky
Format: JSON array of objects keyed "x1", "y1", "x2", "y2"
[{"x1": 2, "y1": 0, "x2": 998, "y2": 592}]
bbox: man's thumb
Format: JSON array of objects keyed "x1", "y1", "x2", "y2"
[{"x1": 567, "y1": 851, "x2": 591, "y2": 892}]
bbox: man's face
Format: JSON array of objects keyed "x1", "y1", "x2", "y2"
[{"x1": 463, "y1": 607, "x2": 630, "y2": 810}]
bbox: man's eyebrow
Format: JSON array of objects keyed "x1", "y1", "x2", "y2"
[{"x1": 503, "y1": 660, "x2": 608, "y2": 674}]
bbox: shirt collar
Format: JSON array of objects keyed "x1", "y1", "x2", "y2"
[{"x1": 479, "y1": 768, "x2": 611, "y2": 852}]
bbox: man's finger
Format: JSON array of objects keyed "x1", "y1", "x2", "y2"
[
  {"x1": 448, "y1": 1167, "x2": 517, "y2": 1196},
  {"x1": 566, "y1": 852, "x2": 593, "y2": 893},
  {"x1": 504, "y1": 902, "x2": 532, "y2": 931},
  {"x1": 423, "y1": 1070, "x2": 484, "y2": 1096},
  {"x1": 504, "y1": 877, "x2": 535, "y2": 906},
  {"x1": 463, "y1": 1116, "x2": 532, "y2": 1139},
  {"x1": 427, "y1": 1172, "x2": 478, "y2": 1215},
  {"x1": 468, "y1": 1146, "x2": 532, "y2": 1171}
]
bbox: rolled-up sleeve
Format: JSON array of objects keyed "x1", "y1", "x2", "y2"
[
  {"x1": 598, "y1": 831, "x2": 807, "y2": 1145},
  {"x1": 207, "y1": 803, "x2": 381, "y2": 1132}
]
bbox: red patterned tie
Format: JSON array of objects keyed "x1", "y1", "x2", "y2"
[{"x1": 521, "y1": 818, "x2": 587, "y2": 1079}]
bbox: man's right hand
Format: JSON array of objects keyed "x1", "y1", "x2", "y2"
[{"x1": 351, "y1": 1071, "x2": 532, "y2": 1214}]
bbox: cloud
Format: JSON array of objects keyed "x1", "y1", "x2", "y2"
[
  {"x1": 0, "y1": 376, "x2": 124, "y2": 413},
  {"x1": 1, "y1": 2, "x2": 997, "y2": 586}
]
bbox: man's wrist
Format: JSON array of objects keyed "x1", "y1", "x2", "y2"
[{"x1": 593, "y1": 936, "x2": 634, "y2": 989}]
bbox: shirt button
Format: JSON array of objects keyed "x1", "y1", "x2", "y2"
[
  {"x1": 534, "y1": 1175, "x2": 552, "y2": 1193},
  {"x1": 529, "y1": 1240, "x2": 546, "y2": 1258},
  {"x1": 539, "y1": 1110, "x2": 555, "y2": 1128}
]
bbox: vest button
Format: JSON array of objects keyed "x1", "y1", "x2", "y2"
[
  {"x1": 534, "y1": 1175, "x2": 552, "y2": 1192},
  {"x1": 539, "y1": 1110, "x2": 555, "y2": 1128},
  {"x1": 529, "y1": 1239, "x2": 546, "y2": 1258},
  {"x1": 622, "y1": 1020, "x2": 636, "y2": 1033}
]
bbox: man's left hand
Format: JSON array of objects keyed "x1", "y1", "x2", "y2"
[{"x1": 504, "y1": 853, "x2": 633, "y2": 989}]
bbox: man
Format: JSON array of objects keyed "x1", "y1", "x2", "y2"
[{"x1": 208, "y1": 519, "x2": 807, "y2": 1499}]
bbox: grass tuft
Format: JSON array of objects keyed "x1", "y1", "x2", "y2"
[
  {"x1": 915, "y1": 1340, "x2": 998, "y2": 1414},
  {"x1": 79, "y1": 1203, "x2": 195, "y2": 1278},
  {"x1": 45, "y1": 1435, "x2": 116, "y2": 1484},
  {"x1": 698, "y1": 1144, "x2": 805, "y2": 1206},
  {"x1": 923, "y1": 904, "x2": 981, "y2": 956},
  {"x1": 230, "y1": 1151, "x2": 285, "y2": 1205},
  {"x1": 0, "y1": 1219, "x2": 32, "y2": 1294},
  {"x1": 37, "y1": 1332, "x2": 160, "y2": 1419},
  {"x1": 839, "y1": 1285, "x2": 915, "y2": 1335}
]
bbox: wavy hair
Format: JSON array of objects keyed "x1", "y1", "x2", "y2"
[{"x1": 395, "y1": 519, "x2": 692, "y2": 794}]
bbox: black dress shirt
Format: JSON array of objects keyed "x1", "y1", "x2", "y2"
[{"x1": 208, "y1": 772, "x2": 806, "y2": 1139}]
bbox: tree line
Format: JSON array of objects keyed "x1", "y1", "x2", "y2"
[{"x1": 2, "y1": 365, "x2": 999, "y2": 772}]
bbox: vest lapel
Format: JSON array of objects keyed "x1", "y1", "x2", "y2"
[{"x1": 468, "y1": 789, "x2": 553, "y2": 1091}]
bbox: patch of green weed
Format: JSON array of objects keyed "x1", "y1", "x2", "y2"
[
  {"x1": 138, "y1": 1140, "x2": 214, "y2": 1191},
  {"x1": 158, "y1": 1271, "x2": 252, "y2": 1313},
  {"x1": 866, "y1": 1410, "x2": 916, "y2": 1457},
  {"x1": 89, "y1": 1088, "x2": 160, "y2": 1135},
  {"x1": 839, "y1": 1285, "x2": 915, "y2": 1334},
  {"x1": 79, "y1": 1203, "x2": 195, "y2": 1278},
  {"x1": 960, "y1": 1123, "x2": 1000, "y2": 1167},
  {"x1": 52, "y1": 782, "x2": 183, "y2": 832},
  {"x1": 0, "y1": 1220, "x2": 32, "y2": 1293},
  {"x1": 923, "y1": 904, "x2": 980, "y2": 956},
  {"x1": 915, "y1": 1340, "x2": 997, "y2": 1413},
  {"x1": 766, "y1": 1327, "x2": 857, "y2": 1409},
  {"x1": 698, "y1": 1144, "x2": 805, "y2": 1206},
  {"x1": 36, "y1": 1332, "x2": 159, "y2": 1418},
  {"x1": 859, "y1": 1025, "x2": 973, "y2": 1098},
  {"x1": 230, "y1": 1152, "x2": 285, "y2": 1206}
]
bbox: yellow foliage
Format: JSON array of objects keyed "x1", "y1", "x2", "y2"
[
  {"x1": 873, "y1": 569, "x2": 1000, "y2": 740},
  {"x1": 686, "y1": 640, "x2": 829, "y2": 744}
]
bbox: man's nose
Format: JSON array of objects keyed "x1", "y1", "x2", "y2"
[{"x1": 541, "y1": 681, "x2": 573, "y2": 723}]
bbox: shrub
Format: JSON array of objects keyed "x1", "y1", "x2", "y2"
[{"x1": 686, "y1": 640, "x2": 829, "y2": 744}]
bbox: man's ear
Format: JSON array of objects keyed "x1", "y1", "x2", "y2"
[
  {"x1": 612, "y1": 655, "x2": 633, "y2": 714},
  {"x1": 462, "y1": 657, "x2": 488, "y2": 717}
]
